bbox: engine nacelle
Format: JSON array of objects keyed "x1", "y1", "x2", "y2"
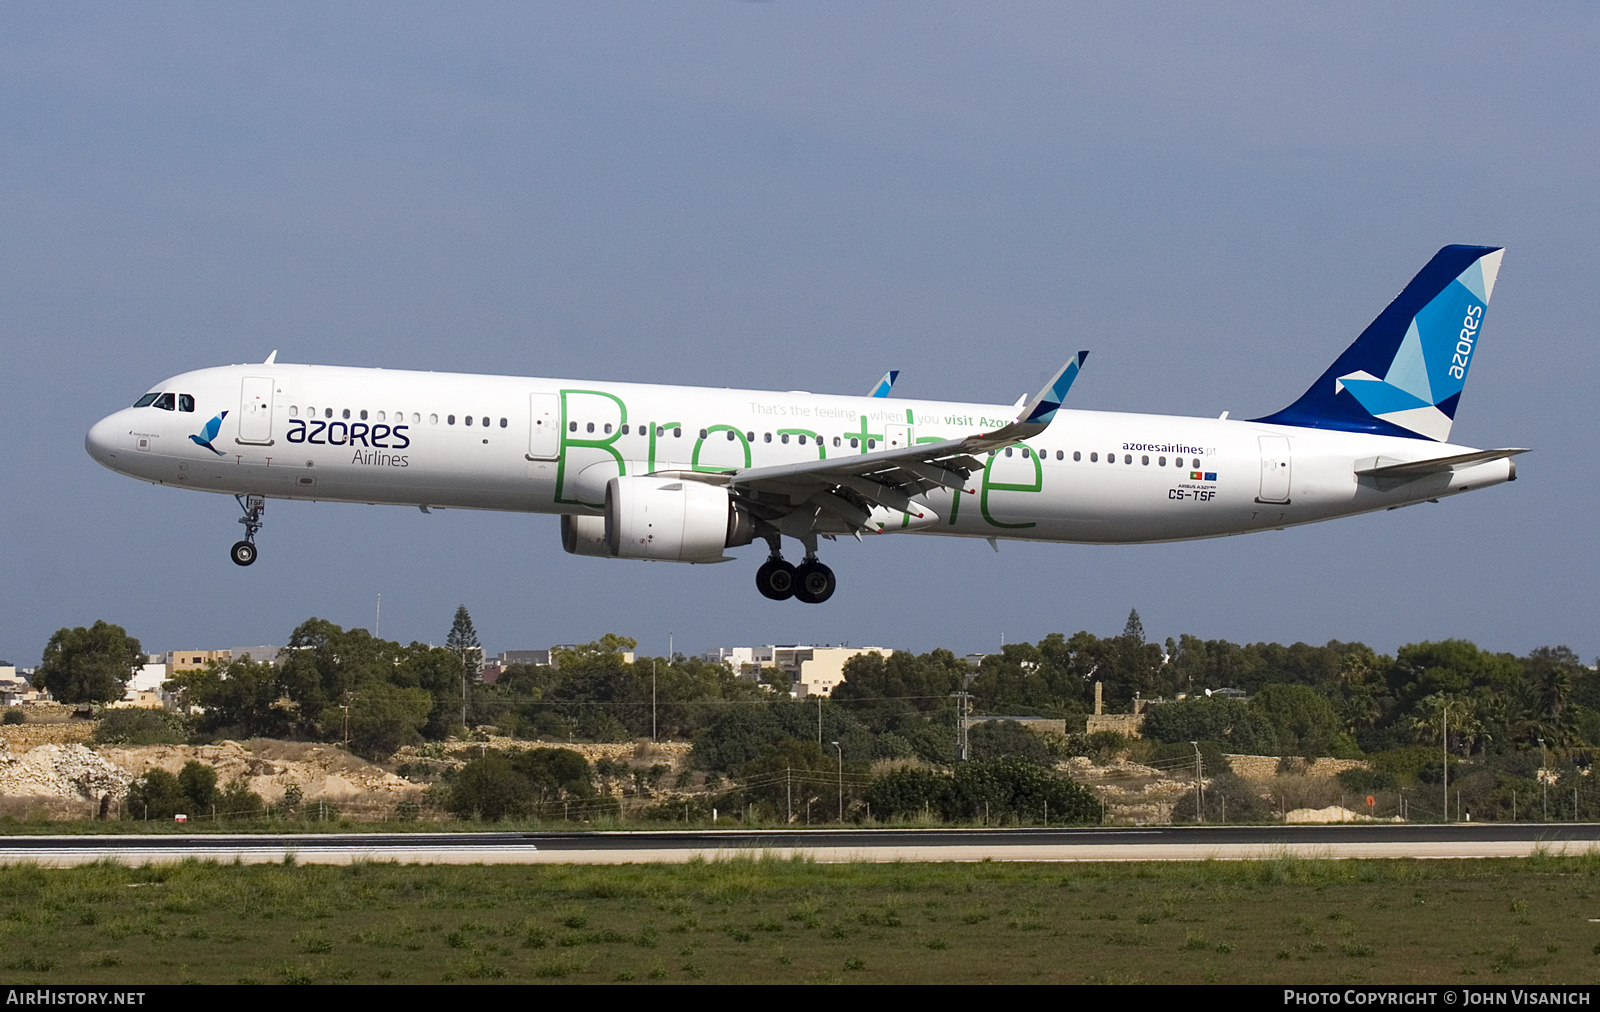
[
  {"x1": 560, "y1": 513, "x2": 611, "y2": 557},
  {"x1": 604, "y1": 476, "x2": 754, "y2": 563}
]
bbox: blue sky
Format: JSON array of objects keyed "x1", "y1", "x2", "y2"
[{"x1": 1, "y1": 4, "x2": 1595, "y2": 665}]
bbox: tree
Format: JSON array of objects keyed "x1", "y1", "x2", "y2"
[
  {"x1": 1251, "y1": 683, "x2": 1357, "y2": 758},
  {"x1": 347, "y1": 684, "x2": 433, "y2": 759},
  {"x1": 1141, "y1": 697, "x2": 1277, "y2": 754},
  {"x1": 446, "y1": 605, "x2": 482, "y2": 673},
  {"x1": 1122, "y1": 609, "x2": 1146, "y2": 644},
  {"x1": 35, "y1": 621, "x2": 143, "y2": 703},
  {"x1": 171, "y1": 658, "x2": 291, "y2": 739}
]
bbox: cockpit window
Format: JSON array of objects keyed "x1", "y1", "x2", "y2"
[
  {"x1": 133, "y1": 393, "x2": 160, "y2": 408},
  {"x1": 152, "y1": 393, "x2": 176, "y2": 410},
  {"x1": 178, "y1": 394, "x2": 195, "y2": 412}
]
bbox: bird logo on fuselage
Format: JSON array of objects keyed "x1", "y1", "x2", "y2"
[{"x1": 189, "y1": 411, "x2": 228, "y2": 455}]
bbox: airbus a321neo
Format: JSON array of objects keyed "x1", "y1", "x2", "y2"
[{"x1": 86, "y1": 245, "x2": 1524, "y2": 604}]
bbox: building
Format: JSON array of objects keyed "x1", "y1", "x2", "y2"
[
  {"x1": 228, "y1": 645, "x2": 283, "y2": 665},
  {"x1": 1083, "y1": 681, "x2": 1150, "y2": 738},
  {"x1": 702, "y1": 647, "x2": 760, "y2": 679},
  {"x1": 495, "y1": 646, "x2": 634, "y2": 672},
  {"x1": 164, "y1": 649, "x2": 233, "y2": 673},
  {"x1": 751, "y1": 645, "x2": 892, "y2": 698},
  {"x1": 499, "y1": 649, "x2": 554, "y2": 667}
]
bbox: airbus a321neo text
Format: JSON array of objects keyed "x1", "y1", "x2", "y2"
[{"x1": 87, "y1": 245, "x2": 1524, "y2": 604}]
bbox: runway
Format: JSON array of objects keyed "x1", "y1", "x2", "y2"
[{"x1": 2, "y1": 824, "x2": 1598, "y2": 866}]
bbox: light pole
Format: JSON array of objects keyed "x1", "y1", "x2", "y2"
[
  {"x1": 651, "y1": 660, "x2": 657, "y2": 742},
  {"x1": 1190, "y1": 741, "x2": 1203, "y2": 823},
  {"x1": 831, "y1": 741, "x2": 842, "y2": 823},
  {"x1": 1538, "y1": 738, "x2": 1549, "y2": 820},
  {"x1": 1442, "y1": 702, "x2": 1449, "y2": 823}
]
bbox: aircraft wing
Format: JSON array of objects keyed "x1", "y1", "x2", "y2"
[{"x1": 655, "y1": 353, "x2": 1087, "y2": 532}]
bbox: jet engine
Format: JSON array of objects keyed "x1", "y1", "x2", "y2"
[
  {"x1": 604, "y1": 475, "x2": 754, "y2": 563},
  {"x1": 559, "y1": 513, "x2": 611, "y2": 557}
]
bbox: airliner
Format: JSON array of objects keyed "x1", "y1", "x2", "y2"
[{"x1": 86, "y1": 245, "x2": 1524, "y2": 604}]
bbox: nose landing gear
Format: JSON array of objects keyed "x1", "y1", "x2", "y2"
[{"x1": 231, "y1": 494, "x2": 265, "y2": 567}]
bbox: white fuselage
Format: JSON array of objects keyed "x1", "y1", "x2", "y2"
[{"x1": 85, "y1": 363, "x2": 1515, "y2": 546}]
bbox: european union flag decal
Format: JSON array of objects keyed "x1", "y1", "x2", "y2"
[{"x1": 1190, "y1": 471, "x2": 1218, "y2": 482}]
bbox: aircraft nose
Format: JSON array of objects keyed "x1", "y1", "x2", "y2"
[{"x1": 85, "y1": 413, "x2": 125, "y2": 468}]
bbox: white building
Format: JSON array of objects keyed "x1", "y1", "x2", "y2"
[
  {"x1": 702, "y1": 647, "x2": 759, "y2": 679},
  {"x1": 746, "y1": 645, "x2": 894, "y2": 698}
]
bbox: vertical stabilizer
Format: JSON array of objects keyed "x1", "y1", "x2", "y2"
[{"x1": 1252, "y1": 245, "x2": 1503, "y2": 441}]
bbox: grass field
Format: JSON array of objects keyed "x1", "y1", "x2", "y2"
[{"x1": 1, "y1": 854, "x2": 1598, "y2": 984}]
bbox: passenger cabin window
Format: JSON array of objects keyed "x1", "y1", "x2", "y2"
[
  {"x1": 134, "y1": 393, "x2": 160, "y2": 408},
  {"x1": 746, "y1": 431, "x2": 755, "y2": 442},
  {"x1": 1124, "y1": 454, "x2": 1133, "y2": 464},
  {"x1": 289, "y1": 405, "x2": 300, "y2": 418},
  {"x1": 1142, "y1": 455, "x2": 1149, "y2": 465},
  {"x1": 342, "y1": 409, "x2": 350, "y2": 419},
  {"x1": 1072, "y1": 451, "x2": 1080, "y2": 461},
  {"x1": 324, "y1": 408, "x2": 333, "y2": 418},
  {"x1": 178, "y1": 394, "x2": 195, "y2": 412},
  {"x1": 1090, "y1": 452, "x2": 1098, "y2": 462},
  {"x1": 726, "y1": 429, "x2": 736, "y2": 441},
  {"x1": 359, "y1": 409, "x2": 368, "y2": 420},
  {"x1": 449, "y1": 415, "x2": 457, "y2": 425},
  {"x1": 466, "y1": 415, "x2": 474, "y2": 426},
  {"x1": 1158, "y1": 456, "x2": 1166, "y2": 467},
  {"x1": 500, "y1": 417, "x2": 508, "y2": 428}
]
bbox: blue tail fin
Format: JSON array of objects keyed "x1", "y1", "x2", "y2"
[{"x1": 1252, "y1": 245, "x2": 1503, "y2": 441}]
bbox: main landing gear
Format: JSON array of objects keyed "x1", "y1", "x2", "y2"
[
  {"x1": 755, "y1": 542, "x2": 836, "y2": 605},
  {"x1": 231, "y1": 494, "x2": 265, "y2": 567}
]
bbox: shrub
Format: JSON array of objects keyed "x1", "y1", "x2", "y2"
[
  {"x1": 178, "y1": 761, "x2": 218, "y2": 814},
  {"x1": 2, "y1": 709, "x2": 24, "y2": 725},
  {"x1": 94, "y1": 708, "x2": 186, "y2": 745},
  {"x1": 968, "y1": 721, "x2": 1053, "y2": 764},
  {"x1": 218, "y1": 776, "x2": 265, "y2": 820},
  {"x1": 449, "y1": 753, "x2": 534, "y2": 820},
  {"x1": 125, "y1": 769, "x2": 186, "y2": 820}
]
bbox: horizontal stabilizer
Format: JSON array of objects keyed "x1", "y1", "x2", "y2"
[{"x1": 1355, "y1": 447, "x2": 1528, "y2": 478}]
